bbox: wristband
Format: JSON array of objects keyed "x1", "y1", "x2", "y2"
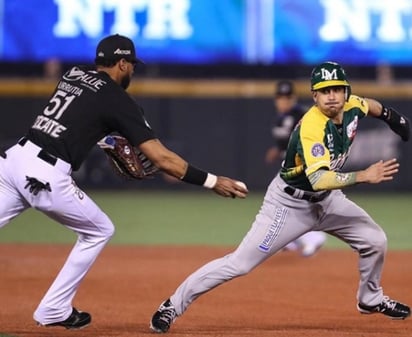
[
  {"x1": 377, "y1": 105, "x2": 390, "y2": 121},
  {"x1": 203, "y1": 173, "x2": 218, "y2": 189},
  {"x1": 181, "y1": 164, "x2": 209, "y2": 186},
  {"x1": 377, "y1": 106, "x2": 410, "y2": 142}
]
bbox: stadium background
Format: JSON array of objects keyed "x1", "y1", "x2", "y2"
[
  {"x1": 0, "y1": 78, "x2": 411, "y2": 192},
  {"x1": 1, "y1": 0, "x2": 412, "y2": 191},
  {"x1": 0, "y1": 2, "x2": 411, "y2": 337}
]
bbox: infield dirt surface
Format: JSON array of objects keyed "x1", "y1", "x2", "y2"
[{"x1": 0, "y1": 245, "x2": 411, "y2": 337}]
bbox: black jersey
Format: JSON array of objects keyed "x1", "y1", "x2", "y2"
[
  {"x1": 270, "y1": 104, "x2": 305, "y2": 153},
  {"x1": 26, "y1": 66, "x2": 156, "y2": 171}
]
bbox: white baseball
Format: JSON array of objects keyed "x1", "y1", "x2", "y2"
[{"x1": 235, "y1": 181, "x2": 247, "y2": 190}]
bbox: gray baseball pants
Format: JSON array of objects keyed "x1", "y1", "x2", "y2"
[{"x1": 170, "y1": 174, "x2": 386, "y2": 315}]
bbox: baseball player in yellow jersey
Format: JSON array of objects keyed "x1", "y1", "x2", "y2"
[
  {"x1": 150, "y1": 61, "x2": 411, "y2": 333},
  {"x1": 266, "y1": 80, "x2": 327, "y2": 256}
]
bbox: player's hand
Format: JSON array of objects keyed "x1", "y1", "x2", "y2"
[
  {"x1": 358, "y1": 158, "x2": 399, "y2": 184},
  {"x1": 212, "y1": 176, "x2": 248, "y2": 198}
]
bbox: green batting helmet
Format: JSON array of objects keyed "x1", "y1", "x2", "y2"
[
  {"x1": 310, "y1": 61, "x2": 351, "y2": 100},
  {"x1": 311, "y1": 61, "x2": 350, "y2": 90}
]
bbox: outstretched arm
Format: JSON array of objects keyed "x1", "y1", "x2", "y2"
[
  {"x1": 138, "y1": 138, "x2": 248, "y2": 198},
  {"x1": 308, "y1": 158, "x2": 399, "y2": 191},
  {"x1": 364, "y1": 98, "x2": 383, "y2": 117},
  {"x1": 365, "y1": 98, "x2": 410, "y2": 141}
]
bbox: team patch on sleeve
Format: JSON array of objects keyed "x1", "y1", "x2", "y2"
[{"x1": 311, "y1": 143, "x2": 325, "y2": 157}]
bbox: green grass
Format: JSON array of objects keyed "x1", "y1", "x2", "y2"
[{"x1": 0, "y1": 190, "x2": 410, "y2": 249}]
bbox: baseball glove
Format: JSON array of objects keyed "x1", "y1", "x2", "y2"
[{"x1": 98, "y1": 135, "x2": 159, "y2": 179}]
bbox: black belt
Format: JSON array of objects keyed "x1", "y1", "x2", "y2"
[
  {"x1": 18, "y1": 137, "x2": 57, "y2": 166},
  {"x1": 284, "y1": 186, "x2": 330, "y2": 203}
]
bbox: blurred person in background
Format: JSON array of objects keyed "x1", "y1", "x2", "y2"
[
  {"x1": 265, "y1": 80, "x2": 326, "y2": 257},
  {"x1": 43, "y1": 58, "x2": 62, "y2": 80}
]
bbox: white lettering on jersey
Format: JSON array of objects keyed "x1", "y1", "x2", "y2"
[
  {"x1": 44, "y1": 90, "x2": 76, "y2": 120},
  {"x1": 327, "y1": 133, "x2": 334, "y2": 151},
  {"x1": 57, "y1": 81, "x2": 83, "y2": 96},
  {"x1": 79, "y1": 74, "x2": 106, "y2": 91},
  {"x1": 32, "y1": 115, "x2": 67, "y2": 138},
  {"x1": 63, "y1": 67, "x2": 85, "y2": 81},
  {"x1": 63, "y1": 67, "x2": 106, "y2": 91},
  {"x1": 330, "y1": 152, "x2": 349, "y2": 171}
]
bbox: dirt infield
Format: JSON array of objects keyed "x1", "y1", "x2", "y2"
[{"x1": 0, "y1": 244, "x2": 411, "y2": 337}]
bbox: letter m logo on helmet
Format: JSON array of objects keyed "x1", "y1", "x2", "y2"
[
  {"x1": 311, "y1": 61, "x2": 350, "y2": 91},
  {"x1": 321, "y1": 68, "x2": 337, "y2": 81}
]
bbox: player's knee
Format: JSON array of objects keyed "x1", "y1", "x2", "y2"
[
  {"x1": 95, "y1": 215, "x2": 115, "y2": 239},
  {"x1": 101, "y1": 222, "x2": 115, "y2": 239},
  {"x1": 371, "y1": 231, "x2": 387, "y2": 252},
  {"x1": 359, "y1": 228, "x2": 387, "y2": 255},
  {"x1": 79, "y1": 223, "x2": 114, "y2": 244},
  {"x1": 84, "y1": 221, "x2": 115, "y2": 241}
]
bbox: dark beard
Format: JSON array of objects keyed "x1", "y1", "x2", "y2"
[{"x1": 120, "y1": 75, "x2": 131, "y2": 89}]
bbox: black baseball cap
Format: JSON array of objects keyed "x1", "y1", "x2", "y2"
[
  {"x1": 275, "y1": 80, "x2": 294, "y2": 96},
  {"x1": 94, "y1": 34, "x2": 144, "y2": 65}
]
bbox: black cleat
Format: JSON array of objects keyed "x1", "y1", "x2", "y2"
[
  {"x1": 38, "y1": 307, "x2": 91, "y2": 329},
  {"x1": 150, "y1": 299, "x2": 177, "y2": 333},
  {"x1": 357, "y1": 296, "x2": 411, "y2": 320}
]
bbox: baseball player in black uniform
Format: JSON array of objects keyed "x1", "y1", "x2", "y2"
[
  {"x1": 265, "y1": 80, "x2": 327, "y2": 256},
  {"x1": 150, "y1": 61, "x2": 410, "y2": 333},
  {"x1": 265, "y1": 80, "x2": 305, "y2": 165},
  {"x1": 0, "y1": 34, "x2": 247, "y2": 329}
]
